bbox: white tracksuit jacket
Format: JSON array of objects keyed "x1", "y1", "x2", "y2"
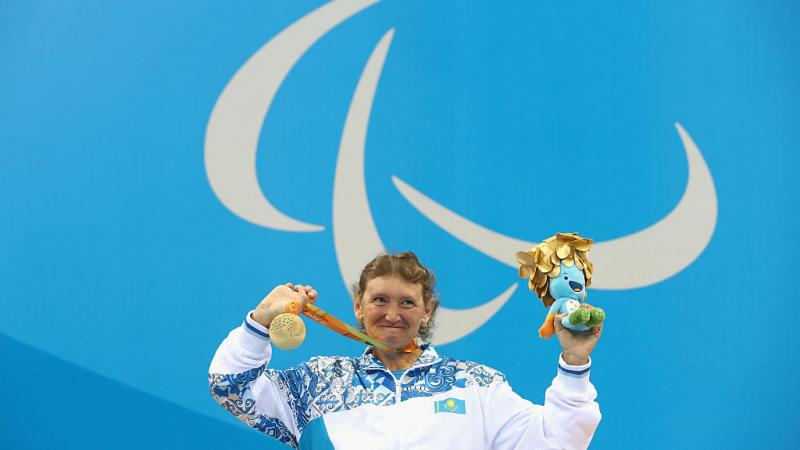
[{"x1": 209, "y1": 313, "x2": 601, "y2": 449}]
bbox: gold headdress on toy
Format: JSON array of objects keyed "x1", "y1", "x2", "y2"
[{"x1": 515, "y1": 232, "x2": 594, "y2": 308}]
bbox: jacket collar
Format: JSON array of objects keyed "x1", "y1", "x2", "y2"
[{"x1": 358, "y1": 343, "x2": 442, "y2": 371}]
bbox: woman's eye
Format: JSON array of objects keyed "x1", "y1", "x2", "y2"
[{"x1": 374, "y1": 297, "x2": 387, "y2": 304}]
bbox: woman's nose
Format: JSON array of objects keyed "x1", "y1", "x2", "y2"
[{"x1": 385, "y1": 305, "x2": 401, "y2": 322}]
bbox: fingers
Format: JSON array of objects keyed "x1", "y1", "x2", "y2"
[
  {"x1": 291, "y1": 284, "x2": 315, "y2": 297},
  {"x1": 593, "y1": 321, "x2": 603, "y2": 338},
  {"x1": 290, "y1": 284, "x2": 309, "y2": 311},
  {"x1": 554, "y1": 314, "x2": 566, "y2": 331},
  {"x1": 307, "y1": 287, "x2": 317, "y2": 303},
  {"x1": 299, "y1": 285, "x2": 317, "y2": 303},
  {"x1": 284, "y1": 283, "x2": 319, "y2": 310}
]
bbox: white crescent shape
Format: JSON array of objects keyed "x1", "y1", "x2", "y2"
[
  {"x1": 393, "y1": 123, "x2": 718, "y2": 290},
  {"x1": 332, "y1": 29, "x2": 395, "y2": 285},
  {"x1": 332, "y1": 29, "x2": 516, "y2": 345},
  {"x1": 204, "y1": 0, "x2": 379, "y2": 231}
]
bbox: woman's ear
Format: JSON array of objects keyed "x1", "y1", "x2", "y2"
[
  {"x1": 353, "y1": 294, "x2": 363, "y2": 321},
  {"x1": 422, "y1": 299, "x2": 436, "y2": 324}
]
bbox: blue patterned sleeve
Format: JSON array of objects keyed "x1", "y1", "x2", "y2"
[
  {"x1": 209, "y1": 320, "x2": 324, "y2": 448},
  {"x1": 209, "y1": 366, "x2": 300, "y2": 448}
]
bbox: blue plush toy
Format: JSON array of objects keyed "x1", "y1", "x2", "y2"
[{"x1": 516, "y1": 233, "x2": 605, "y2": 339}]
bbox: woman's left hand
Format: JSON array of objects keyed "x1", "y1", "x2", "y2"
[{"x1": 554, "y1": 312, "x2": 603, "y2": 366}]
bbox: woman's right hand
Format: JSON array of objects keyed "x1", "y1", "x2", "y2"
[{"x1": 250, "y1": 283, "x2": 318, "y2": 328}]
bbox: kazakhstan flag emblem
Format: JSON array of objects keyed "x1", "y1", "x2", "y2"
[{"x1": 434, "y1": 398, "x2": 466, "y2": 415}]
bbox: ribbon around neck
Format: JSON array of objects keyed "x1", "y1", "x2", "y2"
[{"x1": 300, "y1": 303, "x2": 419, "y2": 353}]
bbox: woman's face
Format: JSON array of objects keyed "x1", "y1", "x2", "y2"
[{"x1": 354, "y1": 276, "x2": 432, "y2": 349}]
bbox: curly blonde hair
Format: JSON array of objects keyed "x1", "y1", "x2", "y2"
[{"x1": 515, "y1": 232, "x2": 594, "y2": 307}]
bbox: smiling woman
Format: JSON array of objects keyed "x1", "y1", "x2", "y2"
[
  {"x1": 209, "y1": 252, "x2": 603, "y2": 449},
  {"x1": 353, "y1": 252, "x2": 438, "y2": 339},
  {"x1": 356, "y1": 275, "x2": 430, "y2": 351}
]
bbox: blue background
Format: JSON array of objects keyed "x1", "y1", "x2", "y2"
[{"x1": 2, "y1": 1, "x2": 798, "y2": 448}]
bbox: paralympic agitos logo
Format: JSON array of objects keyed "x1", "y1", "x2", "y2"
[{"x1": 204, "y1": 0, "x2": 717, "y2": 344}]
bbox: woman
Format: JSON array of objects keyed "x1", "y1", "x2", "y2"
[{"x1": 209, "y1": 252, "x2": 602, "y2": 449}]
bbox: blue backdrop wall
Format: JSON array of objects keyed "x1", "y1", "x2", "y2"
[{"x1": 2, "y1": 1, "x2": 798, "y2": 449}]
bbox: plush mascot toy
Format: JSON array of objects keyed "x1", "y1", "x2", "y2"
[{"x1": 516, "y1": 232, "x2": 605, "y2": 339}]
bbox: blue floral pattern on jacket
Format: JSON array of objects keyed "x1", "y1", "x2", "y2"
[{"x1": 209, "y1": 345, "x2": 505, "y2": 449}]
